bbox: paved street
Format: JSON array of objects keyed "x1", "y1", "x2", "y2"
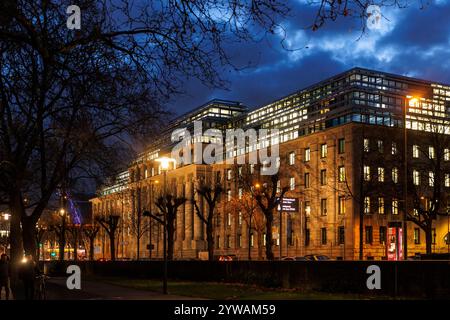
[{"x1": 46, "y1": 277, "x2": 204, "y2": 300}]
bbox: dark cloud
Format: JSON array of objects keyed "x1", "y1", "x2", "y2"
[{"x1": 169, "y1": 1, "x2": 450, "y2": 115}]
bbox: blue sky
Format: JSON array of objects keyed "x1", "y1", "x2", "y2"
[{"x1": 169, "y1": 0, "x2": 450, "y2": 114}]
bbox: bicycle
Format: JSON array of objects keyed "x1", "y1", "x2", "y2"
[{"x1": 35, "y1": 274, "x2": 50, "y2": 300}]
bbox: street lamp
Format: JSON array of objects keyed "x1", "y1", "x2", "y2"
[
  {"x1": 155, "y1": 156, "x2": 176, "y2": 295},
  {"x1": 403, "y1": 95, "x2": 419, "y2": 260}
]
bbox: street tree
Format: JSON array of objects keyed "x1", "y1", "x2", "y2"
[
  {"x1": 407, "y1": 128, "x2": 450, "y2": 254},
  {"x1": 83, "y1": 224, "x2": 100, "y2": 261},
  {"x1": 150, "y1": 194, "x2": 187, "y2": 260},
  {"x1": 192, "y1": 178, "x2": 223, "y2": 261},
  {"x1": 229, "y1": 192, "x2": 265, "y2": 260},
  {"x1": 237, "y1": 163, "x2": 288, "y2": 260},
  {"x1": 96, "y1": 214, "x2": 120, "y2": 261}
]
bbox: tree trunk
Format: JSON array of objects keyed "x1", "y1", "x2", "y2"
[
  {"x1": 136, "y1": 234, "x2": 140, "y2": 260},
  {"x1": 109, "y1": 234, "x2": 116, "y2": 261},
  {"x1": 206, "y1": 219, "x2": 214, "y2": 261},
  {"x1": 89, "y1": 238, "x2": 95, "y2": 261},
  {"x1": 9, "y1": 195, "x2": 24, "y2": 298},
  {"x1": 167, "y1": 222, "x2": 175, "y2": 261},
  {"x1": 9, "y1": 194, "x2": 24, "y2": 264},
  {"x1": 265, "y1": 212, "x2": 274, "y2": 260},
  {"x1": 73, "y1": 233, "x2": 78, "y2": 261},
  {"x1": 257, "y1": 231, "x2": 263, "y2": 260},
  {"x1": 59, "y1": 233, "x2": 66, "y2": 261},
  {"x1": 425, "y1": 226, "x2": 433, "y2": 255},
  {"x1": 21, "y1": 216, "x2": 37, "y2": 259}
]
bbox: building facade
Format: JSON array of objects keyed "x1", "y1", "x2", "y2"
[{"x1": 91, "y1": 68, "x2": 450, "y2": 261}]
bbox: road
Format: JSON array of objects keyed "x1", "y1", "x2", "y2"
[{"x1": 46, "y1": 277, "x2": 204, "y2": 300}]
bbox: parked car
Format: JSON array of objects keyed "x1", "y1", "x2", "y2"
[
  {"x1": 281, "y1": 256, "x2": 295, "y2": 261},
  {"x1": 294, "y1": 256, "x2": 308, "y2": 261},
  {"x1": 281, "y1": 256, "x2": 309, "y2": 261},
  {"x1": 304, "y1": 254, "x2": 330, "y2": 261}
]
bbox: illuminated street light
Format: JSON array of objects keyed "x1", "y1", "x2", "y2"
[
  {"x1": 59, "y1": 208, "x2": 66, "y2": 216},
  {"x1": 156, "y1": 156, "x2": 176, "y2": 171}
]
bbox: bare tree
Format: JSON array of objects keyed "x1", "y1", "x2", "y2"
[
  {"x1": 407, "y1": 128, "x2": 450, "y2": 254},
  {"x1": 66, "y1": 224, "x2": 82, "y2": 261},
  {"x1": 96, "y1": 215, "x2": 120, "y2": 261},
  {"x1": 148, "y1": 194, "x2": 186, "y2": 260},
  {"x1": 237, "y1": 164, "x2": 288, "y2": 260},
  {"x1": 35, "y1": 225, "x2": 47, "y2": 260},
  {"x1": 0, "y1": 0, "x2": 290, "y2": 269},
  {"x1": 229, "y1": 192, "x2": 265, "y2": 259},
  {"x1": 192, "y1": 179, "x2": 223, "y2": 261},
  {"x1": 83, "y1": 224, "x2": 100, "y2": 261}
]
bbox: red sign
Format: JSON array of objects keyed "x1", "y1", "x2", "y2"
[{"x1": 387, "y1": 227, "x2": 403, "y2": 261}]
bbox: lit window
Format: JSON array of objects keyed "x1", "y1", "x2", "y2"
[
  {"x1": 238, "y1": 188, "x2": 243, "y2": 199},
  {"x1": 413, "y1": 145, "x2": 419, "y2": 158},
  {"x1": 428, "y1": 172, "x2": 434, "y2": 187},
  {"x1": 378, "y1": 197, "x2": 385, "y2": 214},
  {"x1": 289, "y1": 177, "x2": 295, "y2": 191},
  {"x1": 414, "y1": 228, "x2": 420, "y2": 244},
  {"x1": 227, "y1": 189, "x2": 231, "y2": 201},
  {"x1": 377, "y1": 140, "x2": 383, "y2": 153},
  {"x1": 227, "y1": 169, "x2": 232, "y2": 180},
  {"x1": 445, "y1": 174, "x2": 450, "y2": 187},
  {"x1": 364, "y1": 197, "x2": 371, "y2": 214},
  {"x1": 304, "y1": 148, "x2": 311, "y2": 162},
  {"x1": 429, "y1": 146, "x2": 435, "y2": 159},
  {"x1": 364, "y1": 138, "x2": 370, "y2": 152},
  {"x1": 392, "y1": 199, "x2": 399, "y2": 215},
  {"x1": 364, "y1": 165, "x2": 371, "y2": 181},
  {"x1": 227, "y1": 213, "x2": 232, "y2": 226},
  {"x1": 289, "y1": 152, "x2": 295, "y2": 165},
  {"x1": 320, "y1": 144, "x2": 328, "y2": 158},
  {"x1": 413, "y1": 170, "x2": 420, "y2": 186},
  {"x1": 238, "y1": 211, "x2": 242, "y2": 225},
  {"x1": 378, "y1": 167, "x2": 385, "y2": 182},
  {"x1": 338, "y1": 196, "x2": 346, "y2": 215},
  {"x1": 304, "y1": 201, "x2": 311, "y2": 216},
  {"x1": 391, "y1": 142, "x2": 398, "y2": 155},
  {"x1": 392, "y1": 167, "x2": 399, "y2": 183},
  {"x1": 445, "y1": 149, "x2": 450, "y2": 161},
  {"x1": 338, "y1": 166, "x2": 346, "y2": 182}
]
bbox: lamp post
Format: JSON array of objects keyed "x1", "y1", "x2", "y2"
[
  {"x1": 155, "y1": 157, "x2": 175, "y2": 295},
  {"x1": 146, "y1": 179, "x2": 159, "y2": 259},
  {"x1": 59, "y1": 208, "x2": 66, "y2": 261},
  {"x1": 403, "y1": 96, "x2": 418, "y2": 260}
]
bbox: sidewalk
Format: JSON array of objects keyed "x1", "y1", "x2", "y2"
[{"x1": 46, "y1": 277, "x2": 204, "y2": 300}]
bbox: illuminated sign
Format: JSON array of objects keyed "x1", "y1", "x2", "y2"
[{"x1": 277, "y1": 198, "x2": 299, "y2": 212}]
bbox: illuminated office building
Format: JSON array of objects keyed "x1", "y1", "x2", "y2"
[{"x1": 91, "y1": 68, "x2": 450, "y2": 260}]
